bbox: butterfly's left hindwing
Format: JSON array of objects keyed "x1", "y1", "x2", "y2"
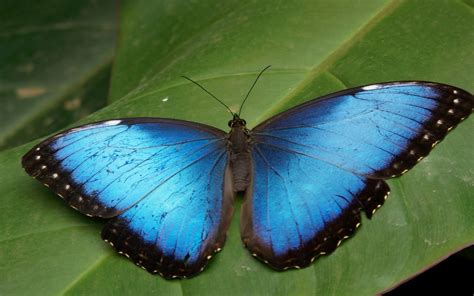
[
  {"x1": 22, "y1": 118, "x2": 234, "y2": 278},
  {"x1": 243, "y1": 82, "x2": 473, "y2": 269}
]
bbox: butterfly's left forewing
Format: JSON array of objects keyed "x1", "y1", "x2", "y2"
[
  {"x1": 22, "y1": 118, "x2": 234, "y2": 278},
  {"x1": 242, "y1": 82, "x2": 473, "y2": 269}
]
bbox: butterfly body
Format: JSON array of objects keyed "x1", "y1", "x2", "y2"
[
  {"x1": 227, "y1": 115, "x2": 252, "y2": 192},
  {"x1": 22, "y1": 81, "x2": 473, "y2": 279}
]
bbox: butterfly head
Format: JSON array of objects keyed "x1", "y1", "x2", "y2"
[{"x1": 228, "y1": 114, "x2": 247, "y2": 128}]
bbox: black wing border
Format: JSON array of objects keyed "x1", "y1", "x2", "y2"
[
  {"x1": 252, "y1": 81, "x2": 473, "y2": 178},
  {"x1": 22, "y1": 117, "x2": 227, "y2": 218}
]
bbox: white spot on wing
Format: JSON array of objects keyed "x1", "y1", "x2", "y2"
[
  {"x1": 362, "y1": 84, "x2": 382, "y2": 90},
  {"x1": 162, "y1": 96, "x2": 169, "y2": 102},
  {"x1": 105, "y1": 120, "x2": 122, "y2": 126}
]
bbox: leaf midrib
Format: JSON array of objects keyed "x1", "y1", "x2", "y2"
[
  {"x1": 254, "y1": 0, "x2": 402, "y2": 123},
  {"x1": 120, "y1": 68, "x2": 309, "y2": 107},
  {"x1": 60, "y1": 254, "x2": 113, "y2": 296}
]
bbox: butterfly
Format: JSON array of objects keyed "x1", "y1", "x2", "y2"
[{"x1": 22, "y1": 66, "x2": 473, "y2": 279}]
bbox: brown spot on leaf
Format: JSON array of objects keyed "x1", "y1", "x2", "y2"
[
  {"x1": 16, "y1": 87, "x2": 47, "y2": 99},
  {"x1": 64, "y1": 97, "x2": 82, "y2": 111}
]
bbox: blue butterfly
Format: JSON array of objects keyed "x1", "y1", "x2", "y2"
[{"x1": 22, "y1": 67, "x2": 473, "y2": 279}]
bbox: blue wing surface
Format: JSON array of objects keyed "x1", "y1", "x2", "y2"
[
  {"x1": 22, "y1": 118, "x2": 234, "y2": 278},
  {"x1": 253, "y1": 82, "x2": 473, "y2": 178},
  {"x1": 242, "y1": 82, "x2": 472, "y2": 269},
  {"x1": 102, "y1": 141, "x2": 234, "y2": 278},
  {"x1": 241, "y1": 142, "x2": 389, "y2": 269},
  {"x1": 22, "y1": 118, "x2": 227, "y2": 217}
]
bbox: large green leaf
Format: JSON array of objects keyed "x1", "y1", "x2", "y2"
[
  {"x1": 0, "y1": 0, "x2": 116, "y2": 150},
  {"x1": 1, "y1": 0, "x2": 473, "y2": 295}
]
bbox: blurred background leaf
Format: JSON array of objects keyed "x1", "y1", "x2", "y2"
[
  {"x1": 0, "y1": 0, "x2": 473, "y2": 295},
  {"x1": 0, "y1": 0, "x2": 116, "y2": 150}
]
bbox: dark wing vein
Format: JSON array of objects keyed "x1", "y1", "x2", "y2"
[
  {"x1": 254, "y1": 147, "x2": 304, "y2": 249},
  {"x1": 120, "y1": 141, "x2": 226, "y2": 215}
]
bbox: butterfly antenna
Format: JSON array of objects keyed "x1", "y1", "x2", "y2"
[
  {"x1": 238, "y1": 65, "x2": 272, "y2": 117},
  {"x1": 181, "y1": 75, "x2": 235, "y2": 115}
]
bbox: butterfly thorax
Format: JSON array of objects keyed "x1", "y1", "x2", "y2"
[{"x1": 227, "y1": 116, "x2": 252, "y2": 192}]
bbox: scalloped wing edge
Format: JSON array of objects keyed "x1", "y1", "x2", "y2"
[
  {"x1": 241, "y1": 179, "x2": 390, "y2": 270},
  {"x1": 101, "y1": 161, "x2": 235, "y2": 279}
]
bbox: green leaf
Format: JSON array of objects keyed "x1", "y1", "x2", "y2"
[
  {"x1": 0, "y1": 0, "x2": 116, "y2": 150},
  {"x1": 1, "y1": 0, "x2": 473, "y2": 295}
]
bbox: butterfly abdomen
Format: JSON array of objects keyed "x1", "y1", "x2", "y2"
[
  {"x1": 228, "y1": 122, "x2": 252, "y2": 192},
  {"x1": 230, "y1": 152, "x2": 251, "y2": 192}
]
